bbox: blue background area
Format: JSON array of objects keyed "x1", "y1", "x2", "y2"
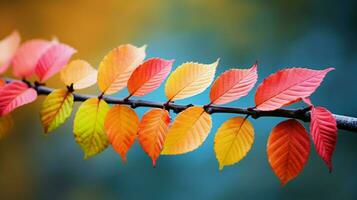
[{"x1": 0, "y1": 0, "x2": 357, "y2": 199}]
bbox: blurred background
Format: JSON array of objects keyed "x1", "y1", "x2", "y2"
[{"x1": 0, "y1": 0, "x2": 357, "y2": 199}]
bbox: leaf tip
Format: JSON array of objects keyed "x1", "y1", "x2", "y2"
[
  {"x1": 152, "y1": 158, "x2": 158, "y2": 167},
  {"x1": 140, "y1": 44, "x2": 147, "y2": 51},
  {"x1": 219, "y1": 163, "x2": 225, "y2": 171}
]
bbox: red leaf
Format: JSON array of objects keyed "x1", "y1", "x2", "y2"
[
  {"x1": 127, "y1": 58, "x2": 173, "y2": 96},
  {"x1": 210, "y1": 63, "x2": 257, "y2": 105},
  {"x1": 35, "y1": 43, "x2": 76, "y2": 82},
  {"x1": 0, "y1": 81, "x2": 37, "y2": 116},
  {"x1": 267, "y1": 119, "x2": 310, "y2": 186},
  {"x1": 12, "y1": 39, "x2": 55, "y2": 78},
  {"x1": 310, "y1": 106, "x2": 337, "y2": 172},
  {"x1": 255, "y1": 68, "x2": 334, "y2": 111}
]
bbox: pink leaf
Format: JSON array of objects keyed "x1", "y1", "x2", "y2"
[
  {"x1": 0, "y1": 81, "x2": 37, "y2": 116},
  {"x1": 35, "y1": 43, "x2": 76, "y2": 82},
  {"x1": 255, "y1": 68, "x2": 334, "y2": 111},
  {"x1": 209, "y1": 63, "x2": 257, "y2": 105},
  {"x1": 310, "y1": 106, "x2": 337, "y2": 172},
  {"x1": 0, "y1": 31, "x2": 21, "y2": 74},
  {"x1": 12, "y1": 39, "x2": 55, "y2": 78}
]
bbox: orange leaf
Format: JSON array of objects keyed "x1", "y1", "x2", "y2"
[
  {"x1": 162, "y1": 106, "x2": 212, "y2": 155},
  {"x1": 255, "y1": 68, "x2": 333, "y2": 111},
  {"x1": 128, "y1": 58, "x2": 173, "y2": 97},
  {"x1": 0, "y1": 30, "x2": 20, "y2": 74},
  {"x1": 138, "y1": 108, "x2": 170, "y2": 166},
  {"x1": 0, "y1": 79, "x2": 6, "y2": 87},
  {"x1": 97, "y1": 44, "x2": 146, "y2": 94},
  {"x1": 210, "y1": 63, "x2": 257, "y2": 105},
  {"x1": 105, "y1": 105, "x2": 140, "y2": 162},
  {"x1": 267, "y1": 119, "x2": 310, "y2": 186}
]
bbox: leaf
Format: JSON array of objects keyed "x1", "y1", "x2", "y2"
[
  {"x1": 12, "y1": 39, "x2": 55, "y2": 78},
  {"x1": 127, "y1": 58, "x2": 173, "y2": 97},
  {"x1": 210, "y1": 63, "x2": 258, "y2": 105},
  {"x1": 255, "y1": 68, "x2": 334, "y2": 111},
  {"x1": 310, "y1": 106, "x2": 337, "y2": 172},
  {"x1": 104, "y1": 105, "x2": 139, "y2": 162},
  {"x1": 0, "y1": 114, "x2": 14, "y2": 139},
  {"x1": 214, "y1": 116, "x2": 254, "y2": 170},
  {"x1": 0, "y1": 30, "x2": 21, "y2": 73},
  {"x1": 97, "y1": 44, "x2": 146, "y2": 94},
  {"x1": 138, "y1": 108, "x2": 170, "y2": 166},
  {"x1": 0, "y1": 79, "x2": 6, "y2": 87},
  {"x1": 0, "y1": 81, "x2": 37, "y2": 116},
  {"x1": 73, "y1": 98, "x2": 110, "y2": 159},
  {"x1": 162, "y1": 106, "x2": 212, "y2": 155},
  {"x1": 40, "y1": 89, "x2": 74, "y2": 134},
  {"x1": 165, "y1": 60, "x2": 219, "y2": 101},
  {"x1": 35, "y1": 43, "x2": 77, "y2": 82},
  {"x1": 267, "y1": 119, "x2": 310, "y2": 186},
  {"x1": 60, "y1": 59, "x2": 97, "y2": 89}
]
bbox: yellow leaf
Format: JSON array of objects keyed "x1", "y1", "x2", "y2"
[
  {"x1": 162, "y1": 106, "x2": 212, "y2": 155},
  {"x1": 97, "y1": 44, "x2": 146, "y2": 94},
  {"x1": 214, "y1": 117, "x2": 254, "y2": 170},
  {"x1": 40, "y1": 89, "x2": 74, "y2": 134},
  {"x1": 60, "y1": 59, "x2": 97, "y2": 89},
  {"x1": 0, "y1": 114, "x2": 14, "y2": 139},
  {"x1": 165, "y1": 59, "x2": 219, "y2": 101},
  {"x1": 104, "y1": 105, "x2": 139, "y2": 162},
  {"x1": 73, "y1": 98, "x2": 110, "y2": 159}
]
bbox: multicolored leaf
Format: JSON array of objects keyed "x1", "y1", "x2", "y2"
[
  {"x1": 73, "y1": 98, "x2": 110, "y2": 159},
  {"x1": 255, "y1": 68, "x2": 334, "y2": 111},
  {"x1": 310, "y1": 106, "x2": 337, "y2": 172},
  {"x1": 127, "y1": 58, "x2": 173, "y2": 97},
  {"x1": 214, "y1": 116, "x2": 254, "y2": 170},
  {"x1": 0, "y1": 30, "x2": 21, "y2": 73},
  {"x1": 267, "y1": 119, "x2": 310, "y2": 186},
  {"x1": 40, "y1": 89, "x2": 74, "y2": 134},
  {"x1": 210, "y1": 63, "x2": 258, "y2": 105},
  {"x1": 162, "y1": 106, "x2": 212, "y2": 155},
  {"x1": 0, "y1": 114, "x2": 14, "y2": 139},
  {"x1": 0, "y1": 81, "x2": 37, "y2": 116},
  {"x1": 12, "y1": 39, "x2": 55, "y2": 78},
  {"x1": 60, "y1": 59, "x2": 97, "y2": 89},
  {"x1": 104, "y1": 105, "x2": 139, "y2": 162},
  {"x1": 138, "y1": 108, "x2": 170, "y2": 166},
  {"x1": 165, "y1": 60, "x2": 219, "y2": 101},
  {"x1": 35, "y1": 43, "x2": 77, "y2": 82},
  {"x1": 97, "y1": 44, "x2": 146, "y2": 94}
]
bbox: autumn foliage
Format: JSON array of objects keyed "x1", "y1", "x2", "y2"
[{"x1": 0, "y1": 30, "x2": 338, "y2": 185}]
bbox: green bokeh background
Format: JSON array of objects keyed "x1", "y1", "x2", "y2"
[{"x1": 0, "y1": 0, "x2": 357, "y2": 199}]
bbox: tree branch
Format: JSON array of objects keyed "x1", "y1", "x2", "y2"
[{"x1": 5, "y1": 78, "x2": 357, "y2": 132}]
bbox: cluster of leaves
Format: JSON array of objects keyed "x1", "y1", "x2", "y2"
[{"x1": 0, "y1": 31, "x2": 338, "y2": 185}]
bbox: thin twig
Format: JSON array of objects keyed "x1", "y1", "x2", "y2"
[{"x1": 4, "y1": 77, "x2": 357, "y2": 132}]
